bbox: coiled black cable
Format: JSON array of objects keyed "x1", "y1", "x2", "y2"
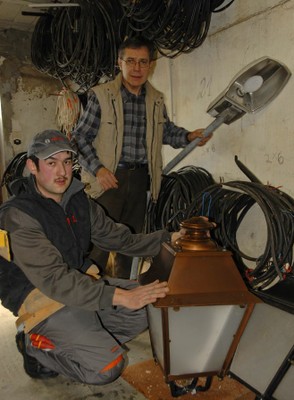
[
  {"x1": 146, "y1": 165, "x2": 215, "y2": 233},
  {"x1": 30, "y1": 0, "x2": 235, "y2": 92},
  {"x1": 183, "y1": 181, "x2": 294, "y2": 290},
  {"x1": 145, "y1": 156, "x2": 293, "y2": 290},
  {"x1": 31, "y1": 0, "x2": 127, "y2": 93},
  {"x1": 120, "y1": 0, "x2": 235, "y2": 57},
  {"x1": 0, "y1": 152, "x2": 28, "y2": 196}
]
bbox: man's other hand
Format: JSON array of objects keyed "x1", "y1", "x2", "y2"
[
  {"x1": 171, "y1": 228, "x2": 186, "y2": 243},
  {"x1": 96, "y1": 167, "x2": 118, "y2": 191}
]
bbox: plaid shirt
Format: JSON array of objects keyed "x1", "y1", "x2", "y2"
[{"x1": 72, "y1": 85, "x2": 189, "y2": 175}]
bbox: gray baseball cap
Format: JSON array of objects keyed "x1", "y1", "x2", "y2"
[{"x1": 27, "y1": 130, "x2": 76, "y2": 159}]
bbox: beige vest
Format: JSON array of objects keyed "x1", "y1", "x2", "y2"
[{"x1": 81, "y1": 73, "x2": 166, "y2": 201}]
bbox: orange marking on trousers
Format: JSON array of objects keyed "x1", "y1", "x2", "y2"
[{"x1": 100, "y1": 354, "x2": 123, "y2": 373}]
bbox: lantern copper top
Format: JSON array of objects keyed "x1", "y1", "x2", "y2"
[{"x1": 175, "y1": 216, "x2": 219, "y2": 251}]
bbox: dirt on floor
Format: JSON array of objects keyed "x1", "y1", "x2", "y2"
[{"x1": 122, "y1": 359, "x2": 256, "y2": 400}]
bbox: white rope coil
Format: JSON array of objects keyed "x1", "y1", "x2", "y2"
[{"x1": 56, "y1": 88, "x2": 81, "y2": 138}]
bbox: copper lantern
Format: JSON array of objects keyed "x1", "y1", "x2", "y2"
[{"x1": 139, "y1": 216, "x2": 261, "y2": 395}]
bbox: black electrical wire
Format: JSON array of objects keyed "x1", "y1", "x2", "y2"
[
  {"x1": 145, "y1": 156, "x2": 293, "y2": 290},
  {"x1": 145, "y1": 165, "x2": 215, "y2": 233},
  {"x1": 31, "y1": 0, "x2": 127, "y2": 94},
  {"x1": 183, "y1": 181, "x2": 294, "y2": 291},
  {"x1": 120, "y1": 0, "x2": 235, "y2": 58},
  {"x1": 30, "y1": 0, "x2": 235, "y2": 91},
  {"x1": 0, "y1": 152, "x2": 28, "y2": 196},
  {"x1": 212, "y1": 0, "x2": 236, "y2": 13},
  {"x1": 31, "y1": 13, "x2": 56, "y2": 78}
]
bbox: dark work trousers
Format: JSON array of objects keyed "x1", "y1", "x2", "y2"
[
  {"x1": 26, "y1": 278, "x2": 148, "y2": 385},
  {"x1": 91, "y1": 165, "x2": 149, "y2": 278}
]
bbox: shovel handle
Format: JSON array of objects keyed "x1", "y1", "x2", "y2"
[{"x1": 163, "y1": 115, "x2": 225, "y2": 175}]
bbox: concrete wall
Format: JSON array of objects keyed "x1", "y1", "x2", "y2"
[
  {"x1": 151, "y1": 0, "x2": 294, "y2": 197},
  {"x1": 0, "y1": 29, "x2": 61, "y2": 201}
]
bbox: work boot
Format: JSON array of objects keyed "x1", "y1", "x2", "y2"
[{"x1": 15, "y1": 332, "x2": 58, "y2": 379}]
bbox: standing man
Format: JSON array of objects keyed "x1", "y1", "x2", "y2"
[
  {"x1": 72, "y1": 36, "x2": 212, "y2": 278},
  {"x1": 0, "y1": 130, "x2": 183, "y2": 384}
]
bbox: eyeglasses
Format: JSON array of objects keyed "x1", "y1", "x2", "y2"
[{"x1": 120, "y1": 58, "x2": 150, "y2": 69}]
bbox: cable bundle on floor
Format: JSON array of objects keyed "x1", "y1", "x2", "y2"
[
  {"x1": 146, "y1": 165, "x2": 215, "y2": 233},
  {"x1": 183, "y1": 181, "x2": 294, "y2": 290}
]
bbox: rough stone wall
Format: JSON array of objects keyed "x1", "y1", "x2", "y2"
[{"x1": 0, "y1": 28, "x2": 61, "y2": 202}]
